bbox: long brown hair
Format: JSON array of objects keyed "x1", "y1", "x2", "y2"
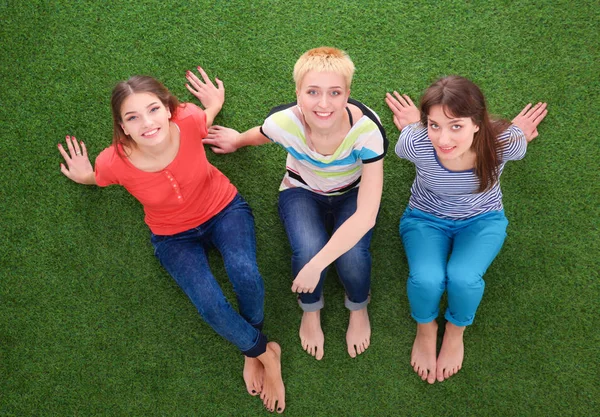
[
  {"x1": 420, "y1": 76, "x2": 510, "y2": 192},
  {"x1": 110, "y1": 76, "x2": 180, "y2": 156}
]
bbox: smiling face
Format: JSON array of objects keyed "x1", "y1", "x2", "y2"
[
  {"x1": 296, "y1": 70, "x2": 350, "y2": 132},
  {"x1": 427, "y1": 105, "x2": 480, "y2": 162},
  {"x1": 119, "y1": 92, "x2": 172, "y2": 149}
]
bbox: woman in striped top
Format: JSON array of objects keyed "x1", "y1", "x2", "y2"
[
  {"x1": 195, "y1": 47, "x2": 388, "y2": 360},
  {"x1": 386, "y1": 76, "x2": 547, "y2": 384}
]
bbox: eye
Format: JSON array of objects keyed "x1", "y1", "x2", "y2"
[
  {"x1": 452, "y1": 124, "x2": 462, "y2": 130},
  {"x1": 307, "y1": 90, "x2": 318, "y2": 95},
  {"x1": 150, "y1": 106, "x2": 160, "y2": 113},
  {"x1": 331, "y1": 90, "x2": 341, "y2": 96},
  {"x1": 126, "y1": 115, "x2": 137, "y2": 122},
  {"x1": 429, "y1": 123, "x2": 439, "y2": 129}
]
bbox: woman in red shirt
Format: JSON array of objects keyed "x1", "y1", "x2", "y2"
[{"x1": 57, "y1": 69, "x2": 285, "y2": 413}]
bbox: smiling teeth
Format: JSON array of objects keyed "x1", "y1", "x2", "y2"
[
  {"x1": 143, "y1": 129, "x2": 159, "y2": 136},
  {"x1": 316, "y1": 112, "x2": 331, "y2": 117}
]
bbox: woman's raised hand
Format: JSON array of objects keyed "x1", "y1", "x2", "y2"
[
  {"x1": 58, "y1": 135, "x2": 96, "y2": 185},
  {"x1": 385, "y1": 91, "x2": 421, "y2": 131},
  {"x1": 512, "y1": 102, "x2": 548, "y2": 142},
  {"x1": 185, "y1": 66, "x2": 225, "y2": 112},
  {"x1": 203, "y1": 126, "x2": 241, "y2": 154}
]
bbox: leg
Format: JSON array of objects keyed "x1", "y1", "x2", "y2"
[
  {"x1": 436, "y1": 210, "x2": 508, "y2": 382},
  {"x1": 208, "y1": 195, "x2": 267, "y2": 396},
  {"x1": 400, "y1": 208, "x2": 452, "y2": 384},
  {"x1": 151, "y1": 229, "x2": 266, "y2": 355},
  {"x1": 278, "y1": 188, "x2": 329, "y2": 360},
  {"x1": 331, "y1": 189, "x2": 374, "y2": 358}
]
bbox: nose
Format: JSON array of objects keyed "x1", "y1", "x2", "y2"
[
  {"x1": 438, "y1": 129, "x2": 451, "y2": 146},
  {"x1": 318, "y1": 93, "x2": 328, "y2": 108},
  {"x1": 140, "y1": 113, "x2": 153, "y2": 127}
]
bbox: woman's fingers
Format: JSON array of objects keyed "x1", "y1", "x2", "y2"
[{"x1": 393, "y1": 91, "x2": 410, "y2": 107}]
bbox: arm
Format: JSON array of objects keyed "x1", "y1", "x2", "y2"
[
  {"x1": 511, "y1": 102, "x2": 548, "y2": 142},
  {"x1": 185, "y1": 66, "x2": 224, "y2": 127},
  {"x1": 385, "y1": 91, "x2": 420, "y2": 131},
  {"x1": 58, "y1": 135, "x2": 97, "y2": 185},
  {"x1": 202, "y1": 126, "x2": 270, "y2": 154},
  {"x1": 291, "y1": 159, "x2": 383, "y2": 293}
]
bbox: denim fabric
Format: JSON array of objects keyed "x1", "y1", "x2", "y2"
[
  {"x1": 151, "y1": 194, "x2": 267, "y2": 357},
  {"x1": 278, "y1": 187, "x2": 373, "y2": 311},
  {"x1": 400, "y1": 207, "x2": 508, "y2": 326}
]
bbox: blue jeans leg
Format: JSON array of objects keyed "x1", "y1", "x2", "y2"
[
  {"x1": 332, "y1": 188, "x2": 373, "y2": 310},
  {"x1": 400, "y1": 208, "x2": 451, "y2": 323},
  {"x1": 151, "y1": 194, "x2": 266, "y2": 357},
  {"x1": 278, "y1": 188, "x2": 329, "y2": 311},
  {"x1": 444, "y1": 211, "x2": 508, "y2": 326}
]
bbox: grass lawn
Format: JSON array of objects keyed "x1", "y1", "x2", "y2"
[{"x1": 1, "y1": 0, "x2": 598, "y2": 416}]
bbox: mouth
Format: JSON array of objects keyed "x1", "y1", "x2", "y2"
[
  {"x1": 142, "y1": 128, "x2": 160, "y2": 138},
  {"x1": 437, "y1": 146, "x2": 456, "y2": 154},
  {"x1": 314, "y1": 111, "x2": 333, "y2": 119}
]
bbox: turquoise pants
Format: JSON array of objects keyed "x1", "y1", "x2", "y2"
[{"x1": 400, "y1": 207, "x2": 508, "y2": 326}]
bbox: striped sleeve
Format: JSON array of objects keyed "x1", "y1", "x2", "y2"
[
  {"x1": 395, "y1": 122, "x2": 425, "y2": 162},
  {"x1": 498, "y1": 125, "x2": 528, "y2": 162}
]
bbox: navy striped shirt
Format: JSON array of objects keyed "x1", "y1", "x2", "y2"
[{"x1": 396, "y1": 122, "x2": 527, "y2": 220}]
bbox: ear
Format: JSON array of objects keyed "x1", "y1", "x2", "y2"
[
  {"x1": 474, "y1": 124, "x2": 480, "y2": 133},
  {"x1": 120, "y1": 123, "x2": 129, "y2": 136}
]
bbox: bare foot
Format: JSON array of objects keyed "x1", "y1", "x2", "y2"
[
  {"x1": 299, "y1": 310, "x2": 324, "y2": 360},
  {"x1": 411, "y1": 321, "x2": 438, "y2": 384},
  {"x1": 243, "y1": 356, "x2": 264, "y2": 396},
  {"x1": 257, "y1": 342, "x2": 286, "y2": 413},
  {"x1": 346, "y1": 307, "x2": 371, "y2": 358},
  {"x1": 436, "y1": 322, "x2": 465, "y2": 382}
]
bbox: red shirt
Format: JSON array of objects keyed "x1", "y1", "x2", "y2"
[{"x1": 94, "y1": 103, "x2": 237, "y2": 235}]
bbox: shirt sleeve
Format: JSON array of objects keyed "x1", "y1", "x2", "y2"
[
  {"x1": 498, "y1": 125, "x2": 528, "y2": 162},
  {"x1": 94, "y1": 147, "x2": 120, "y2": 187},
  {"x1": 178, "y1": 103, "x2": 208, "y2": 138},
  {"x1": 395, "y1": 122, "x2": 425, "y2": 163},
  {"x1": 259, "y1": 102, "x2": 297, "y2": 143}
]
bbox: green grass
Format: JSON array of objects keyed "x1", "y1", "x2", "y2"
[{"x1": 1, "y1": 0, "x2": 598, "y2": 416}]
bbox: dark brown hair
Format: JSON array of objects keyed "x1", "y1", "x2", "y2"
[
  {"x1": 110, "y1": 76, "x2": 180, "y2": 156},
  {"x1": 420, "y1": 76, "x2": 510, "y2": 192}
]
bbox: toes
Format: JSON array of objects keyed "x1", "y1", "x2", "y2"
[
  {"x1": 436, "y1": 368, "x2": 445, "y2": 382},
  {"x1": 315, "y1": 347, "x2": 324, "y2": 361},
  {"x1": 348, "y1": 345, "x2": 357, "y2": 358},
  {"x1": 426, "y1": 370, "x2": 436, "y2": 384}
]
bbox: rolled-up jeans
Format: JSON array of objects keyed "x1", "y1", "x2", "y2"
[
  {"x1": 400, "y1": 207, "x2": 508, "y2": 327},
  {"x1": 151, "y1": 194, "x2": 267, "y2": 357},
  {"x1": 278, "y1": 187, "x2": 373, "y2": 312}
]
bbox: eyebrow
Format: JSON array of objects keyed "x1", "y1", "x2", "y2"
[
  {"x1": 428, "y1": 117, "x2": 464, "y2": 124},
  {"x1": 123, "y1": 101, "x2": 159, "y2": 116},
  {"x1": 306, "y1": 85, "x2": 344, "y2": 89}
]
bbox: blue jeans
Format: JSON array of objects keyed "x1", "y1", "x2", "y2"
[
  {"x1": 400, "y1": 207, "x2": 508, "y2": 327},
  {"x1": 150, "y1": 194, "x2": 267, "y2": 357},
  {"x1": 278, "y1": 187, "x2": 373, "y2": 311}
]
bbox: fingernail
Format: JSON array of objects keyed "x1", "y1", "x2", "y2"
[
  {"x1": 58, "y1": 143, "x2": 62, "y2": 147},
  {"x1": 251, "y1": 390, "x2": 256, "y2": 394},
  {"x1": 278, "y1": 408, "x2": 282, "y2": 412}
]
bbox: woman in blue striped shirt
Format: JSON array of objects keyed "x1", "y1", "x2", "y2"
[{"x1": 386, "y1": 76, "x2": 547, "y2": 384}]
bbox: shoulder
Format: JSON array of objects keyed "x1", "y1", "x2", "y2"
[
  {"x1": 395, "y1": 122, "x2": 429, "y2": 161},
  {"x1": 94, "y1": 145, "x2": 123, "y2": 186},
  {"x1": 174, "y1": 102, "x2": 208, "y2": 137},
  {"x1": 497, "y1": 124, "x2": 527, "y2": 161},
  {"x1": 262, "y1": 103, "x2": 303, "y2": 143}
]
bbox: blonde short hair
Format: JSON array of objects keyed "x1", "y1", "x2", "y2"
[{"x1": 293, "y1": 47, "x2": 355, "y2": 89}]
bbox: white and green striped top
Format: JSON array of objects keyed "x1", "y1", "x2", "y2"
[{"x1": 260, "y1": 99, "x2": 388, "y2": 195}]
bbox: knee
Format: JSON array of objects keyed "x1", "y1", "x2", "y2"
[
  {"x1": 336, "y1": 246, "x2": 371, "y2": 280},
  {"x1": 447, "y1": 263, "x2": 484, "y2": 290},
  {"x1": 407, "y1": 266, "x2": 445, "y2": 293}
]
